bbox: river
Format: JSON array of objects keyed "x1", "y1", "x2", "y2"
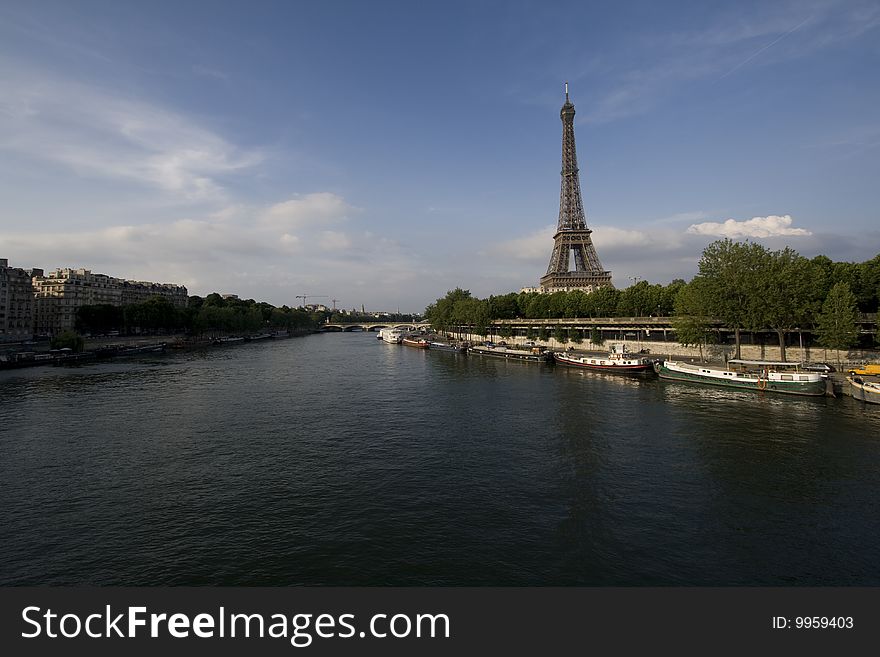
[{"x1": 1, "y1": 332, "x2": 878, "y2": 585}]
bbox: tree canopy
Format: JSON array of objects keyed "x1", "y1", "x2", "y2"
[
  {"x1": 423, "y1": 241, "x2": 878, "y2": 357},
  {"x1": 76, "y1": 294, "x2": 319, "y2": 336},
  {"x1": 815, "y1": 282, "x2": 861, "y2": 364}
]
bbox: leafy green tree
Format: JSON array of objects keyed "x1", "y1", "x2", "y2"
[
  {"x1": 673, "y1": 278, "x2": 716, "y2": 362},
  {"x1": 860, "y1": 254, "x2": 880, "y2": 312},
  {"x1": 524, "y1": 293, "x2": 550, "y2": 319},
  {"x1": 570, "y1": 328, "x2": 583, "y2": 344},
  {"x1": 589, "y1": 327, "x2": 604, "y2": 346},
  {"x1": 759, "y1": 247, "x2": 823, "y2": 361},
  {"x1": 547, "y1": 292, "x2": 567, "y2": 318},
  {"x1": 203, "y1": 292, "x2": 227, "y2": 308},
  {"x1": 425, "y1": 288, "x2": 471, "y2": 332},
  {"x1": 697, "y1": 239, "x2": 769, "y2": 359},
  {"x1": 51, "y1": 330, "x2": 84, "y2": 352},
  {"x1": 539, "y1": 326, "x2": 550, "y2": 341},
  {"x1": 453, "y1": 297, "x2": 483, "y2": 337},
  {"x1": 810, "y1": 255, "x2": 835, "y2": 300},
  {"x1": 553, "y1": 325, "x2": 568, "y2": 344},
  {"x1": 590, "y1": 286, "x2": 621, "y2": 317},
  {"x1": 75, "y1": 304, "x2": 124, "y2": 334},
  {"x1": 124, "y1": 296, "x2": 184, "y2": 333},
  {"x1": 564, "y1": 290, "x2": 587, "y2": 318},
  {"x1": 488, "y1": 293, "x2": 520, "y2": 319},
  {"x1": 815, "y1": 282, "x2": 860, "y2": 366},
  {"x1": 616, "y1": 280, "x2": 663, "y2": 317},
  {"x1": 473, "y1": 301, "x2": 491, "y2": 337},
  {"x1": 659, "y1": 280, "x2": 686, "y2": 316}
]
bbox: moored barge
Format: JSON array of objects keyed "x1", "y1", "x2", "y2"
[
  {"x1": 554, "y1": 343, "x2": 653, "y2": 374},
  {"x1": 468, "y1": 343, "x2": 552, "y2": 363},
  {"x1": 655, "y1": 359, "x2": 826, "y2": 396}
]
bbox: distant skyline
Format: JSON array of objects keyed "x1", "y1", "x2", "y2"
[{"x1": 1, "y1": 0, "x2": 878, "y2": 311}]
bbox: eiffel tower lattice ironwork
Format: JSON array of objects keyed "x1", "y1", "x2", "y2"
[{"x1": 539, "y1": 83, "x2": 612, "y2": 291}]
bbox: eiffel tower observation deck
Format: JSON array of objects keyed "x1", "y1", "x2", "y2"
[{"x1": 538, "y1": 83, "x2": 613, "y2": 293}]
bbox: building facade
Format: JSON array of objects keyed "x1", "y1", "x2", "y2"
[
  {"x1": 0, "y1": 258, "x2": 38, "y2": 343},
  {"x1": 32, "y1": 267, "x2": 187, "y2": 336}
]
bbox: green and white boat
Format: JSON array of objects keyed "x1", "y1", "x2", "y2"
[{"x1": 654, "y1": 359, "x2": 826, "y2": 396}]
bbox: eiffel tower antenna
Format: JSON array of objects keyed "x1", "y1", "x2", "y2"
[{"x1": 539, "y1": 83, "x2": 612, "y2": 293}]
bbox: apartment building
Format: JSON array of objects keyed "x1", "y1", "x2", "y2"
[
  {"x1": 32, "y1": 267, "x2": 187, "y2": 336},
  {"x1": 0, "y1": 258, "x2": 37, "y2": 342}
]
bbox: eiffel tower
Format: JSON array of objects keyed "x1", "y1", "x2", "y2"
[{"x1": 539, "y1": 83, "x2": 612, "y2": 292}]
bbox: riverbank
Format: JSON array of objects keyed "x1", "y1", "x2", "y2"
[
  {"x1": 0, "y1": 329, "x2": 315, "y2": 370},
  {"x1": 440, "y1": 332, "x2": 880, "y2": 401},
  {"x1": 443, "y1": 330, "x2": 879, "y2": 369}
]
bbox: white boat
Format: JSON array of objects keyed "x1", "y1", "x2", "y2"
[
  {"x1": 377, "y1": 328, "x2": 405, "y2": 344},
  {"x1": 554, "y1": 343, "x2": 652, "y2": 374},
  {"x1": 655, "y1": 359, "x2": 826, "y2": 396},
  {"x1": 848, "y1": 376, "x2": 880, "y2": 405}
]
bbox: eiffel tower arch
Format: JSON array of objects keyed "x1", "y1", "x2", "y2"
[{"x1": 538, "y1": 84, "x2": 613, "y2": 293}]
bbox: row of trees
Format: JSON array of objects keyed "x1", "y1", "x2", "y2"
[
  {"x1": 675, "y1": 241, "x2": 877, "y2": 360},
  {"x1": 424, "y1": 280, "x2": 688, "y2": 334},
  {"x1": 424, "y1": 240, "x2": 879, "y2": 360},
  {"x1": 75, "y1": 293, "x2": 320, "y2": 337}
]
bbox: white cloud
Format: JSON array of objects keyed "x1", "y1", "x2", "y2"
[
  {"x1": 484, "y1": 221, "x2": 693, "y2": 290},
  {"x1": 686, "y1": 214, "x2": 812, "y2": 238},
  {"x1": 591, "y1": 226, "x2": 655, "y2": 249},
  {"x1": 488, "y1": 225, "x2": 555, "y2": 261},
  {"x1": 261, "y1": 192, "x2": 359, "y2": 231},
  {"x1": 279, "y1": 233, "x2": 302, "y2": 252},
  {"x1": 0, "y1": 60, "x2": 262, "y2": 201},
  {"x1": 490, "y1": 224, "x2": 674, "y2": 263},
  {"x1": 319, "y1": 230, "x2": 353, "y2": 251},
  {"x1": 0, "y1": 192, "x2": 427, "y2": 309}
]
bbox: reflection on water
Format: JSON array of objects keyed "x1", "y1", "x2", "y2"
[{"x1": 1, "y1": 333, "x2": 878, "y2": 586}]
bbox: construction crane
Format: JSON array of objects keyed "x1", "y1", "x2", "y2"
[{"x1": 295, "y1": 294, "x2": 328, "y2": 308}]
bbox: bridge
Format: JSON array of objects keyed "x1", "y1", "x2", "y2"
[
  {"x1": 321, "y1": 313, "x2": 877, "y2": 339},
  {"x1": 320, "y1": 321, "x2": 431, "y2": 332}
]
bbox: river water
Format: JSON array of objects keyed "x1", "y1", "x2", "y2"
[{"x1": 1, "y1": 333, "x2": 878, "y2": 585}]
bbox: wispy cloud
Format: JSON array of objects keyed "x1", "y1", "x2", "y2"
[
  {"x1": 716, "y1": 15, "x2": 813, "y2": 81},
  {"x1": 0, "y1": 192, "x2": 423, "y2": 308},
  {"x1": 260, "y1": 192, "x2": 359, "y2": 231},
  {"x1": 191, "y1": 64, "x2": 229, "y2": 81},
  {"x1": 580, "y1": 1, "x2": 880, "y2": 123},
  {"x1": 0, "y1": 59, "x2": 262, "y2": 202}
]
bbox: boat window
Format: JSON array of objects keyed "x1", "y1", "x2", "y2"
[
  {"x1": 799, "y1": 376, "x2": 809, "y2": 381},
  {"x1": 781, "y1": 374, "x2": 793, "y2": 381}
]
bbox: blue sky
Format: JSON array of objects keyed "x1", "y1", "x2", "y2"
[{"x1": 1, "y1": 0, "x2": 878, "y2": 311}]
